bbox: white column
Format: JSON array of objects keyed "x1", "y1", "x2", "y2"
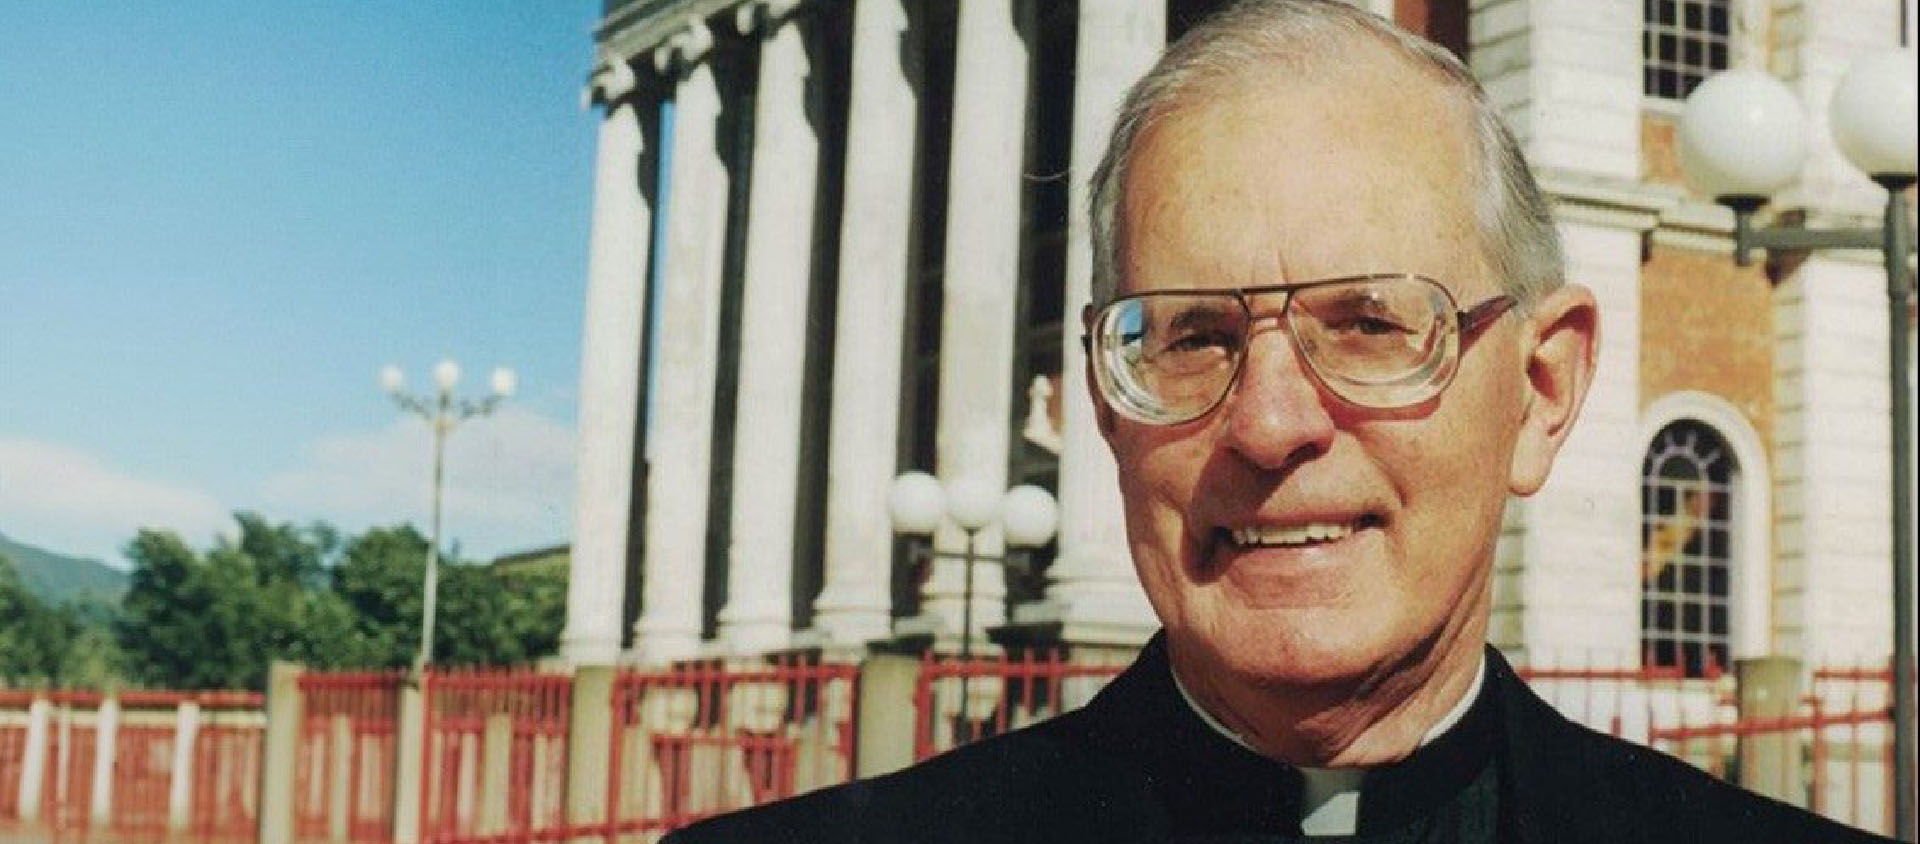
[
  {"x1": 812, "y1": 0, "x2": 921, "y2": 647},
  {"x1": 915, "y1": 0, "x2": 1030, "y2": 645},
  {"x1": 1773, "y1": 254, "x2": 1893, "y2": 663},
  {"x1": 719, "y1": 1, "x2": 822, "y2": 654},
  {"x1": 1012, "y1": 0, "x2": 1161, "y2": 645},
  {"x1": 565, "y1": 59, "x2": 654, "y2": 666},
  {"x1": 1470, "y1": 0, "x2": 1640, "y2": 180},
  {"x1": 1763, "y1": 0, "x2": 1903, "y2": 665},
  {"x1": 633, "y1": 23, "x2": 728, "y2": 664},
  {"x1": 166, "y1": 701, "x2": 200, "y2": 832}
]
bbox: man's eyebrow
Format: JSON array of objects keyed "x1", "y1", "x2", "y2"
[
  {"x1": 1163, "y1": 300, "x2": 1236, "y2": 331},
  {"x1": 1310, "y1": 288, "x2": 1393, "y2": 311}
]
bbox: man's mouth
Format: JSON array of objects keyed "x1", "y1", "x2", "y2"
[{"x1": 1222, "y1": 515, "x2": 1383, "y2": 549}]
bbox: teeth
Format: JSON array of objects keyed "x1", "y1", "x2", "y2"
[{"x1": 1231, "y1": 521, "x2": 1358, "y2": 548}]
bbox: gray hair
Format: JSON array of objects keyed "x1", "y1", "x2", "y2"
[{"x1": 1087, "y1": 0, "x2": 1562, "y2": 309}]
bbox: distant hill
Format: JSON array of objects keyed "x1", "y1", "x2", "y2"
[{"x1": 0, "y1": 531, "x2": 128, "y2": 605}]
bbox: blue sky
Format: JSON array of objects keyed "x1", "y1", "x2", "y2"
[{"x1": 1, "y1": 3, "x2": 603, "y2": 566}]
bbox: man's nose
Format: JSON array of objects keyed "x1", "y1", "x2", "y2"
[{"x1": 1217, "y1": 330, "x2": 1338, "y2": 471}]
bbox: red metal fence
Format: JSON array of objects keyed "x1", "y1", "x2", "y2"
[
  {"x1": 0, "y1": 691, "x2": 33, "y2": 822},
  {"x1": 911, "y1": 650, "x2": 1127, "y2": 762},
  {"x1": 290, "y1": 657, "x2": 861, "y2": 844},
  {"x1": 2, "y1": 652, "x2": 1900, "y2": 840},
  {"x1": 1517, "y1": 660, "x2": 1896, "y2": 837},
  {"x1": 0, "y1": 689, "x2": 263, "y2": 841},
  {"x1": 297, "y1": 671, "x2": 404, "y2": 844},
  {"x1": 192, "y1": 716, "x2": 267, "y2": 840},
  {"x1": 598, "y1": 654, "x2": 861, "y2": 838},
  {"x1": 42, "y1": 693, "x2": 99, "y2": 833},
  {"x1": 419, "y1": 668, "x2": 571, "y2": 844}
]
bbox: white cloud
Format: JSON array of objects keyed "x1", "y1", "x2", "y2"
[
  {"x1": 261, "y1": 405, "x2": 575, "y2": 561},
  {"x1": 0, "y1": 438, "x2": 231, "y2": 566}
]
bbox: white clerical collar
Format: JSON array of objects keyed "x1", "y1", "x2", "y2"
[{"x1": 1169, "y1": 655, "x2": 1488, "y2": 836}]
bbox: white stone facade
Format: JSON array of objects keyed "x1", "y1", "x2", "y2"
[{"x1": 563, "y1": 0, "x2": 1907, "y2": 674}]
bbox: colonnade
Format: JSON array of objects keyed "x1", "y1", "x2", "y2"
[{"x1": 564, "y1": 0, "x2": 1165, "y2": 665}]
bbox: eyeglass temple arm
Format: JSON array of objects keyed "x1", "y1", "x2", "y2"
[{"x1": 1458, "y1": 295, "x2": 1518, "y2": 335}]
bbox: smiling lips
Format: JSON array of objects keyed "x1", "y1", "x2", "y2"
[{"x1": 1225, "y1": 515, "x2": 1382, "y2": 549}]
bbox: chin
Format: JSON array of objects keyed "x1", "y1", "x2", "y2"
[{"x1": 1188, "y1": 607, "x2": 1406, "y2": 690}]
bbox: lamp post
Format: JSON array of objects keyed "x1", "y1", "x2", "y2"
[
  {"x1": 888, "y1": 472, "x2": 1059, "y2": 736},
  {"x1": 1678, "y1": 51, "x2": 1917, "y2": 840},
  {"x1": 380, "y1": 359, "x2": 516, "y2": 674}
]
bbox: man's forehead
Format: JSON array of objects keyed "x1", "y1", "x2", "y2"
[{"x1": 1117, "y1": 64, "x2": 1479, "y2": 295}]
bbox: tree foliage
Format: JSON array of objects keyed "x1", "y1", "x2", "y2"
[
  {"x1": 102, "y1": 513, "x2": 566, "y2": 689},
  {"x1": 0, "y1": 554, "x2": 122, "y2": 687},
  {"x1": 0, "y1": 554, "x2": 76, "y2": 683}
]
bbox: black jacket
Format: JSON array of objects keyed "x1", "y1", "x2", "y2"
[{"x1": 667, "y1": 635, "x2": 1891, "y2": 843}]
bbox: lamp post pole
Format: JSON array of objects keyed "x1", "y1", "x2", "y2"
[
  {"x1": 889, "y1": 473, "x2": 1059, "y2": 745},
  {"x1": 1680, "y1": 54, "x2": 1917, "y2": 840},
  {"x1": 380, "y1": 360, "x2": 516, "y2": 674},
  {"x1": 1882, "y1": 181, "x2": 1916, "y2": 843},
  {"x1": 422, "y1": 400, "x2": 448, "y2": 675},
  {"x1": 958, "y1": 527, "x2": 980, "y2": 736}
]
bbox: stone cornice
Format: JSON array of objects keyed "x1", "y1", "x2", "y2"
[
  {"x1": 1646, "y1": 196, "x2": 1739, "y2": 253},
  {"x1": 582, "y1": 56, "x2": 639, "y2": 110},
  {"x1": 1537, "y1": 169, "x2": 1679, "y2": 232},
  {"x1": 733, "y1": 0, "x2": 806, "y2": 35},
  {"x1": 649, "y1": 19, "x2": 716, "y2": 76},
  {"x1": 598, "y1": 0, "x2": 747, "y2": 61},
  {"x1": 1539, "y1": 172, "x2": 1887, "y2": 265}
]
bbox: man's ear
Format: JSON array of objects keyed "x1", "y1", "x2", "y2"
[{"x1": 1508, "y1": 283, "x2": 1598, "y2": 497}]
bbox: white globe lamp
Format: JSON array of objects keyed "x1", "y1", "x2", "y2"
[
  {"x1": 379, "y1": 364, "x2": 405, "y2": 394},
  {"x1": 944, "y1": 476, "x2": 1001, "y2": 532},
  {"x1": 1677, "y1": 69, "x2": 1807, "y2": 202},
  {"x1": 490, "y1": 367, "x2": 519, "y2": 398},
  {"x1": 1000, "y1": 485, "x2": 1059, "y2": 549},
  {"x1": 888, "y1": 472, "x2": 946, "y2": 536},
  {"x1": 433, "y1": 359, "x2": 461, "y2": 392},
  {"x1": 1829, "y1": 50, "x2": 1919, "y2": 183}
]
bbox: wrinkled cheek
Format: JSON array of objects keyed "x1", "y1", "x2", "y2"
[
  {"x1": 1111, "y1": 429, "x2": 1216, "y2": 617},
  {"x1": 1118, "y1": 482, "x2": 1203, "y2": 627}
]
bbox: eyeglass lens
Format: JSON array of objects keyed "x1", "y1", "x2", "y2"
[{"x1": 1093, "y1": 275, "x2": 1463, "y2": 423}]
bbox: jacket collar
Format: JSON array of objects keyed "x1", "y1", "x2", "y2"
[{"x1": 1077, "y1": 633, "x2": 1507, "y2": 838}]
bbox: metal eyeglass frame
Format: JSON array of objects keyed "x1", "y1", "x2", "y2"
[{"x1": 1085, "y1": 273, "x2": 1518, "y2": 425}]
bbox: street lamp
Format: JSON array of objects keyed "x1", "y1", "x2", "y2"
[
  {"x1": 380, "y1": 359, "x2": 516, "y2": 673},
  {"x1": 888, "y1": 472, "x2": 1059, "y2": 734},
  {"x1": 1679, "y1": 51, "x2": 1917, "y2": 840}
]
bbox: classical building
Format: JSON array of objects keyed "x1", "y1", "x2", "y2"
[{"x1": 561, "y1": 0, "x2": 1915, "y2": 674}]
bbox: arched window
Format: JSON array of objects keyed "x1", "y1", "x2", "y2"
[
  {"x1": 1644, "y1": 0, "x2": 1731, "y2": 101},
  {"x1": 1641, "y1": 419, "x2": 1737, "y2": 677}
]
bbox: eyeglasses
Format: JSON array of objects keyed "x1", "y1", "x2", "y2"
[{"x1": 1086, "y1": 274, "x2": 1516, "y2": 425}]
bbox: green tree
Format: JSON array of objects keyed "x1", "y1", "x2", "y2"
[
  {"x1": 0, "y1": 553, "x2": 77, "y2": 685},
  {"x1": 55, "y1": 599, "x2": 126, "y2": 688},
  {"x1": 332, "y1": 524, "x2": 431, "y2": 669},
  {"x1": 116, "y1": 515, "x2": 367, "y2": 689},
  {"x1": 112, "y1": 515, "x2": 564, "y2": 686},
  {"x1": 331, "y1": 524, "x2": 566, "y2": 668},
  {"x1": 436, "y1": 561, "x2": 566, "y2": 666}
]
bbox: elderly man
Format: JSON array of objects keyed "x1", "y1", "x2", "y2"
[{"x1": 670, "y1": 1, "x2": 1888, "y2": 841}]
